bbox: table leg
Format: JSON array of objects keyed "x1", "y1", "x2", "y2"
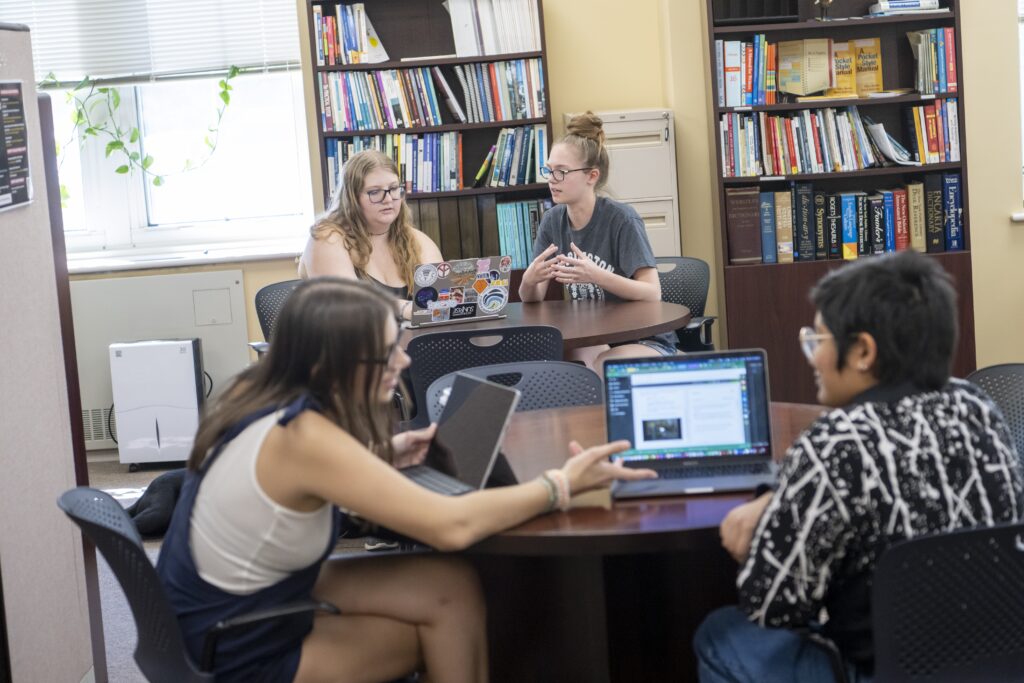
[{"x1": 472, "y1": 554, "x2": 611, "y2": 683}]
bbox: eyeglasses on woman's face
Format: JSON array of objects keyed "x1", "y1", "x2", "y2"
[
  {"x1": 365, "y1": 185, "x2": 406, "y2": 203},
  {"x1": 539, "y1": 166, "x2": 592, "y2": 183},
  {"x1": 798, "y1": 326, "x2": 833, "y2": 362}
]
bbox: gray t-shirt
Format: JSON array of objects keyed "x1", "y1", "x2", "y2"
[{"x1": 531, "y1": 196, "x2": 677, "y2": 349}]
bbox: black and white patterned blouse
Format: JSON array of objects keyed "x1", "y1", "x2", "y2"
[{"x1": 738, "y1": 379, "x2": 1024, "y2": 668}]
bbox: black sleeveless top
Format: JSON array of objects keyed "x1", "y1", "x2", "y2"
[{"x1": 362, "y1": 273, "x2": 409, "y2": 300}]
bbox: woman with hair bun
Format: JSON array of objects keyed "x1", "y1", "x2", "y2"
[
  {"x1": 299, "y1": 149, "x2": 443, "y2": 320},
  {"x1": 518, "y1": 111, "x2": 677, "y2": 368}
]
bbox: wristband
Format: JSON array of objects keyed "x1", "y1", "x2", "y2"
[
  {"x1": 537, "y1": 474, "x2": 558, "y2": 512},
  {"x1": 544, "y1": 469, "x2": 571, "y2": 511}
]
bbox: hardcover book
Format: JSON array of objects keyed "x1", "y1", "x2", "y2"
[
  {"x1": 923, "y1": 173, "x2": 945, "y2": 252},
  {"x1": 775, "y1": 190, "x2": 795, "y2": 263},
  {"x1": 759, "y1": 192, "x2": 778, "y2": 264},
  {"x1": 794, "y1": 182, "x2": 815, "y2": 261},
  {"x1": 725, "y1": 187, "x2": 763, "y2": 264},
  {"x1": 853, "y1": 38, "x2": 883, "y2": 96}
]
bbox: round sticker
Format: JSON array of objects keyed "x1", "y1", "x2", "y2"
[
  {"x1": 498, "y1": 255, "x2": 512, "y2": 273},
  {"x1": 414, "y1": 264, "x2": 438, "y2": 287},
  {"x1": 436, "y1": 262, "x2": 452, "y2": 278},
  {"x1": 414, "y1": 287, "x2": 438, "y2": 309},
  {"x1": 479, "y1": 286, "x2": 509, "y2": 313}
]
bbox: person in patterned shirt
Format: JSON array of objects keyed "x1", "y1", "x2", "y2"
[{"x1": 694, "y1": 251, "x2": 1023, "y2": 682}]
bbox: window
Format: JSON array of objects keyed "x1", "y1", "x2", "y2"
[{"x1": 0, "y1": 0, "x2": 313, "y2": 256}]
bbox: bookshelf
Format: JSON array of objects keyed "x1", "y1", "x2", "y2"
[
  {"x1": 705, "y1": 0, "x2": 975, "y2": 403},
  {"x1": 304, "y1": 0, "x2": 554, "y2": 276}
]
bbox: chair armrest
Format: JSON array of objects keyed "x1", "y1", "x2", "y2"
[
  {"x1": 248, "y1": 341, "x2": 269, "y2": 355},
  {"x1": 200, "y1": 600, "x2": 339, "y2": 672},
  {"x1": 682, "y1": 316, "x2": 717, "y2": 348}
]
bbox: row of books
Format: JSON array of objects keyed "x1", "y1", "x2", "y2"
[
  {"x1": 318, "y1": 67, "x2": 444, "y2": 132},
  {"x1": 451, "y1": 59, "x2": 546, "y2": 124},
  {"x1": 497, "y1": 199, "x2": 552, "y2": 269},
  {"x1": 715, "y1": 37, "x2": 885, "y2": 106},
  {"x1": 907, "y1": 28, "x2": 958, "y2": 95},
  {"x1": 448, "y1": 0, "x2": 541, "y2": 57},
  {"x1": 868, "y1": 0, "x2": 948, "y2": 15},
  {"x1": 719, "y1": 102, "x2": 960, "y2": 178},
  {"x1": 312, "y1": 3, "x2": 388, "y2": 66},
  {"x1": 325, "y1": 132, "x2": 463, "y2": 197},
  {"x1": 473, "y1": 125, "x2": 547, "y2": 188},
  {"x1": 725, "y1": 174, "x2": 963, "y2": 265}
]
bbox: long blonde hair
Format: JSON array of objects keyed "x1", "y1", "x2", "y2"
[
  {"x1": 312, "y1": 150, "x2": 423, "y2": 290},
  {"x1": 560, "y1": 111, "x2": 610, "y2": 191}
]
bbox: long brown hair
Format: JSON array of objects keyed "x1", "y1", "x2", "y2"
[
  {"x1": 560, "y1": 111, "x2": 610, "y2": 191},
  {"x1": 311, "y1": 149, "x2": 423, "y2": 290},
  {"x1": 188, "y1": 278, "x2": 398, "y2": 470}
]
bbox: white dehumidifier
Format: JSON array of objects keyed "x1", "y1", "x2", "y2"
[{"x1": 109, "y1": 339, "x2": 204, "y2": 468}]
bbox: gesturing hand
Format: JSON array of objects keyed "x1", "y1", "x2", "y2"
[
  {"x1": 523, "y1": 244, "x2": 559, "y2": 287},
  {"x1": 553, "y1": 243, "x2": 604, "y2": 287},
  {"x1": 720, "y1": 492, "x2": 773, "y2": 563},
  {"x1": 560, "y1": 440, "x2": 656, "y2": 494},
  {"x1": 391, "y1": 423, "x2": 437, "y2": 469}
]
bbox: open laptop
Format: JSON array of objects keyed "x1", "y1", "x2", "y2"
[
  {"x1": 402, "y1": 373, "x2": 521, "y2": 495},
  {"x1": 604, "y1": 349, "x2": 777, "y2": 498},
  {"x1": 409, "y1": 255, "x2": 512, "y2": 328}
]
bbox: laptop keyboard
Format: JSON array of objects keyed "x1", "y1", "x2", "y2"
[
  {"x1": 403, "y1": 466, "x2": 474, "y2": 496},
  {"x1": 659, "y1": 462, "x2": 772, "y2": 480}
]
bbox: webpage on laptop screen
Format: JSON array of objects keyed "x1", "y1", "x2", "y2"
[{"x1": 606, "y1": 355, "x2": 770, "y2": 462}]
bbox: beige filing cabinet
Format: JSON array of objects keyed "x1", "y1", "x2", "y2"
[{"x1": 563, "y1": 109, "x2": 681, "y2": 256}]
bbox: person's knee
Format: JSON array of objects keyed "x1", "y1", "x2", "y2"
[{"x1": 694, "y1": 606, "x2": 748, "y2": 659}]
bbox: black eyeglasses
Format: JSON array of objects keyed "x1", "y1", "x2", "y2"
[
  {"x1": 365, "y1": 186, "x2": 406, "y2": 203},
  {"x1": 539, "y1": 166, "x2": 592, "y2": 182}
]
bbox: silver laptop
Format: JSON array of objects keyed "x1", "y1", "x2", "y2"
[
  {"x1": 402, "y1": 373, "x2": 521, "y2": 495},
  {"x1": 409, "y1": 255, "x2": 513, "y2": 328},
  {"x1": 605, "y1": 349, "x2": 777, "y2": 498}
]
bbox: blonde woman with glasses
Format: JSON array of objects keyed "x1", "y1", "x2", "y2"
[{"x1": 299, "y1": 149, "x2": 442, "y2": 320}]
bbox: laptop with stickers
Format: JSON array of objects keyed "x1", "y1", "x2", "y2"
[{"x1": 409, "y1": 255, "x2": 513, "y2": 328}]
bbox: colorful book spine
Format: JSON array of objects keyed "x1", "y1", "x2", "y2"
[
  {"x1": 759, "y1": 191, "x2": 777, "y2": 264},
  {"x1": 943, "y1": 172, "x2": 963, "y2": 251},
  {"x1": 841, "y1": 192, "x2": 858, "y2": 260},
  {"x1": 882, "y1": 190, "x2": 896, "y2": 252}
]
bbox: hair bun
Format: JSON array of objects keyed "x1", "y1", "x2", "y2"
[{"x1": 566, "y1": 111, "x2": 605, "y2": 146}]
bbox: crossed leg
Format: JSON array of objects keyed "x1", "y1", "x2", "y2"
[{"x1": 294, "y1": 553, "x2": 488, "y2": 683}]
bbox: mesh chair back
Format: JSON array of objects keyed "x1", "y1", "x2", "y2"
[
  {"x1": 254, "y1": 279, "x2": 302, "y2": 342},
  {"x1": 424, "y1": 361, "x2": 602, "y2": 422},
  {"x1": 872, "y1": 522, "x2": 1024, "y2": 682},
  {"x1": 405, "y1": 325, "x2": 563, "y2": 426},
  {"x1": 967, "y1": 363, "x2": 1024, "y2": 459},
  {"x1": 655, "y1": 257, "x2": 710, "y2": 318},
  {"x1": 58, "y1": 488, "x2": 212, "y2": 683}
]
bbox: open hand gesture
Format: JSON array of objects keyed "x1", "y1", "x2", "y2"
[
  {"x1": 523, "y1": 244, "x2": 559, "y2": 287},
  {"x1": 560, "y1": 440, "x2": 656, "y2": 493},
  {"x1": 553, "y1": 243, "x2": 604, "y2": 287}
]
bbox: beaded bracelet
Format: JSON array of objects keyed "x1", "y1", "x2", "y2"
[
  {"x1": 544, "y1": 469, "x2": 571, "y2": 511},
  {"x1": 537, "y1": 474, "x2": 559, "y2": 512}
]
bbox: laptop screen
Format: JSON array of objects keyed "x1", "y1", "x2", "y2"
[
  {"x1": 425, "y1": 373, "x2": 520, "y2": 488},
  {"x1": 604, "y1": 350, "x2": 772, "y2": 463}
]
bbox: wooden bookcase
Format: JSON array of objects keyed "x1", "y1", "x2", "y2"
[
  {"x1": 705, "y1": 0, "x2": 975, "y2": 403},
  {"x1": 304, "y1": 0, "x2": 554, "y2": 273}
]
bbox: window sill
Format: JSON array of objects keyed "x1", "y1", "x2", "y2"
[{"x1": 67, "y1": 237, "x2": 305, "y2": 275}]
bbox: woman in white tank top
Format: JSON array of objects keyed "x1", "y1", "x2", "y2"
[{"x1": 159, "y1": 277, "x2": 655, "y2": 683}]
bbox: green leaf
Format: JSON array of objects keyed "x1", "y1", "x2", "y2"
[
  {"x1": 129, "y1": 128, "x2": 139, "y2": 143},
  {"x1": 98, "y1": 87, "x2": 108, "y2": 94},
  {"x1": 204, "y1": 135, "x2": 214, "y2": 149},
  {"x1": 111, "y1": 89, "x2": 120, "y2": 109},
  {"x1": 218, "y1": 80, "x2": 227, "y2": 90},
  {"x1": 228, "y1": 65, "x2": 240, "y2": 78},
  {"x1": 183, "y1": 158, "x2": 194, "y2": 170},
  {"x1": 141, "y1": 154, "x2": 154, "y2": 170},
  {"x1": 60, "y1": 185, "x2": 70, "y2": 201},
  {"x1": 84, "y1": 126, "x2": 96, "y2": 136},
  {"x1": 54, "y1": 142, "x2": 62, "y2": 156},
  {"x1": 73, "y1": 78, "x2": 90, "y2": 91},
  {"x1": 115, "y1": 165, "x2": 130, "y2": 174},
  {"x1": 153, "y1": 176, "x2": 165, "y2": 187},
  {"x1": 219, "y1": 91, "x2": 230, "y2": 106},
  {"x1": 70, "y1": 110, "x2": 83, "y2": 125},
  {"x1": 104, "y1": 140, "x2": 124, "y2": 157},
  {"x1": 129, "y1": 151, "x2": 140, "y2": 161}
]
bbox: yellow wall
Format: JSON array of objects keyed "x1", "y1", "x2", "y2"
[
  {"x1": 960, "y1": 0, "x2": 1024, "y2": 365},
  {"x1": 76, "y1": 0, "x2": 1024, "y2": 366}
]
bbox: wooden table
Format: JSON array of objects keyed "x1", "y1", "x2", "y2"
[
  {"x1": 404, "y1": 299, "x2": 691, "y2": 350},
  {"x1": 465, "y1": 402, "x2": 825, "y2": 683}
]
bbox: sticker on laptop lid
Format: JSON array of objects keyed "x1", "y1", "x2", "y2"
[
  {"x1": 476, "y1": 258, "x2": 492, "y2": 273},
  {"x1": 452, "y1": 260, "x2": 476, "y2": 274},
  {"x1": 414, "y1": 264, "x2": 438, "y2": 287},
  {"x1": 436, "y1": 262, "x2": 452, "y2": 278},
  {"x1": 479, "y1": 286, "x2": 508, "y2": 313},
  {"x1": 415, "y1": 287, "x2": 438, "y2": 309},
  {"x1": 450, "y1": 303, "x2": 477, "y2": 319},
  {"x1": 498, "y1": 255, "x2": 512, "y2": 273}
]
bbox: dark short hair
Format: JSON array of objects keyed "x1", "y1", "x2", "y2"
[{"x1": 810, "y1": 251, "x2": 958, "y2": 389}]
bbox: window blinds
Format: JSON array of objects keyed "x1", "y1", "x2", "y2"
[{"x1": 0, "y1": 0, "x2": 300, "y2": 83}]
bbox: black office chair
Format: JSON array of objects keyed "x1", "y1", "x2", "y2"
[
  {"x1": 424, "y1": 360, "x2": 602, "y2": 422},
  {"x1": 254, "y1": 279, "x2": 302, "y2": 342},
  {"x1": 655, "y1": 257, "x2": 716, "y2": 352},
  {"x1": 405, "y1": 325, "x2": 563, "y2": 427},
  {"x1": 966, "y1": 363, "x2": 1024, "y2": 459},
  {"x1": 57, "y1": 487, "x2": 338, "y2": 683},
  {"x1": 871, "y1": 521, "x2": 1024, "y2": 682}
]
